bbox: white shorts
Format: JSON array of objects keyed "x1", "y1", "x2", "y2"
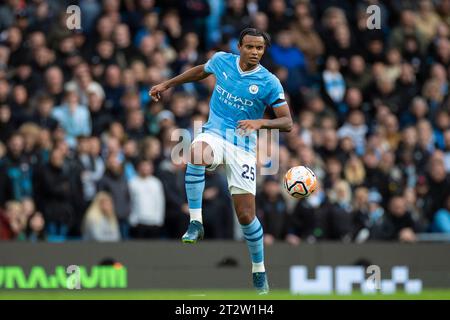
[{"x1": 191, "y1": 132, "x2": 256, "y2": 195}]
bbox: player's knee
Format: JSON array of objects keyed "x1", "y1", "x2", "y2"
[
  {"x1": 190, "y1": 142, "x2": 214, "y2": 166},
  {"x1": 235, "y1": 205, "x2": 255, "y2": 225}
]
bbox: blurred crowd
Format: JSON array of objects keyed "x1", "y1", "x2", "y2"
[{"x1": 0, "y1": 0, "x2": 449, "y2": 243}]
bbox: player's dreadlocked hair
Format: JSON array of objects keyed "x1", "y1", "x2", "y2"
[{"x1": 239, "y1": 28, "x2": 271, "y2": 47}]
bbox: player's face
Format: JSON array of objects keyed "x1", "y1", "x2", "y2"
[{"x1": 238, "y1": 35, "x2": 265, "y2": 66}]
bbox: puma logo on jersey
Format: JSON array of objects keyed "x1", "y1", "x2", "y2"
[{"x1": 222, "y1": 72, "x2": 228, "y2": 80}]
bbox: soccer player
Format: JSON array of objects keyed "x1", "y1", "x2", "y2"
[{"x1": 149, "y1": 28, "x2": 293, "y2": 294}]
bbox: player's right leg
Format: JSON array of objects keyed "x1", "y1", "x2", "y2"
[{"x1": 182, "y1": 140, "x2": 215, "y2": 243}]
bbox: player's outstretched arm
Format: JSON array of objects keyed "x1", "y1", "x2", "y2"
[
  {"x1": 237, "y1": 104, "x2": 293, "y2": 134},
  {"x1": 149, "y1": 64, "x2": 211, "y2": 101},
  {"x1": 263, "y1": 104, "x2": 293, "y2": 132}
]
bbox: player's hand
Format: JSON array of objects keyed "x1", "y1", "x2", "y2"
[
  {"x1": 149, "y1": 83, "x2": 169, "y2": 102},
  {"x1": 237, "y1": 119, "x2": 264, "y2": 136}
]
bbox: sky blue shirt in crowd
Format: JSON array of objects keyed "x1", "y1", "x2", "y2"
[
  {"x1": 202, "y1": 51, "x2": 286, "y2": 155},
  {"x1": 52, "y1": 104, "x2": 92, "y2": 148}
]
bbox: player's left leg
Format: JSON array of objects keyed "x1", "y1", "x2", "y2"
[
  {"x1": 224, "y1": 142, "x2": 269, "y2": 294},
  {"x1": 232, "y1": 192, "x2": 269, "y2": 295}
]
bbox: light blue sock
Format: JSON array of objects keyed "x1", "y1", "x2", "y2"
[
  {"x1": 241, "y1": 217, "x2": 265, "y2": 272},
  {"x1": 185, "y1": 163, "x2": 205, "y2": 223}
]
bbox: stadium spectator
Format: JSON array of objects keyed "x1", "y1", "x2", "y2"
[
  {"x1": 103, "y1": 64, "x2": 125, "y2": 113},
  {"x1": 129, "y1": 158, "x2": 165, "y2": 238},
  {"x1": 87, "y1": 83, "x2": 113, "y2": 137},
  {"x1": 269, "y1": 29, "x2": 307, "y2": 93},
  {"x1": 322, "y1": 156, "x2": 343, "y2": 191},
  {"x1": 404, "y1": 187, "x2": 428, "y2": 230},
  {"x1": 321, "y1": 56, "x2": 346, "y2": 109},
  {"x1": 31, "y1": 94, "x2": 59, "y2": 132},
  {"x1": 257, "y1": 176, "x2": 289, "y2": 245},
  {"x1": 82, "y1": 191, "x2": 121, "y2": 242},
  {"x1": 201, "y1": 170, "x2": 234, "y2": 239},
  {"x1": 0, "y1": 104, "x2": 15, "y2": 144},
  {"x1": 221, "y1": 0, "x2": 250, "y2": 43},
  {"x1": 371, "y1": 195, "x2": 420, "y2": 242},
  {"x1": 113, "y1": 23, "x2": 142, "y2": 68},
  {"x1": 337, "y1": 110, "x2": 368, "y2": 155},
  {"x1": 0, "y1": 201, "x2": 26, "y2": 240},
  {"x1": 416, "y1": 0, "x2": 442, "y2": 42},
  {"x1": 320, "y1": 7, "x2": 348, "y2": 54},
  {"x1": 26, "y1": 211, "x2": 46, "y2": 242},
  {"x1": 290, "y1": 184, "x2": 328, "y2": 243},
  {"x1": 426, "y1": 151, "x2": 450, "y2": 221},
  {"x1": 52, "y1": 86, "x2": 92, "y2": 148},
  {"x1": 352, "y1": 186, "x2": 370, "y2": 242},
  {"x1": 0, "y1": 133, "x2": 33, "y2": 202},
  {"x1": 156, "y1": 159, "x2": 189, "y2": 239},
  {"x1": 389, "y1": 9, "x2": 428, "y2": 55},
  {"x1": 37, "y1": 147, "x2": 76, "y2": 241},
  {"x1": 353, "y1": 188, "x2": 385, "y2": 242},
  {"x1": 43, "y1": 66, "x2": 65, "y2": 105},
  {"x1": 98, "y1": 154, "x2": 131, "y2": 239},
  {"x1": 325, "y1": 180, "x2": 353, "y2": 241},
  {"x1": 76, "y1": 136, "x2": 105, "y2": 208},
  {"x1": 345, "y1": 55, "x2": 373, "y2": 95},
  {"x1": 290, "y1": 7, "x2": 324, "y2": 73},
  {"x1": 431, "y1": 192, "x2": 450, "y2": 233},
  {"x1": 267, "y1": 0, "x2": 293, "y2": 35},
  {"x1": 344, "y1": 154, "x2": 366, "y2": 188}
]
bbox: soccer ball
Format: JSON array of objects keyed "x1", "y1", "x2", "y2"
[{"x1": 283, "y1": 166, "x2": 318, "y2": 198}]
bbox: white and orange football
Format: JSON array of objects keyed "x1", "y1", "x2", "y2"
[{"x1": 283, "y1": 166, "x2": 318, "y2": 199}]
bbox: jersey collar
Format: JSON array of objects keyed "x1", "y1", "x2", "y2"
[{"x1": 236, "y1": 56, "x2": 261, "y2": 76}]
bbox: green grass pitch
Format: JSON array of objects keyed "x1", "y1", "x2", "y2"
[{"x1": 1, "y1": 289, "x2": 450, "y2": 300}]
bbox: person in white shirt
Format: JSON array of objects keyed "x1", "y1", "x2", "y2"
[{"x1": 128, "y1": 158, "x2": 165, "y2": 238}]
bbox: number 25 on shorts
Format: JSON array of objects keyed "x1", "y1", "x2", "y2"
[{"x1": 241, "y1": 164, "x2": 255, "y2": 181}]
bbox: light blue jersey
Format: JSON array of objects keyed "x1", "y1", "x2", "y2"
[{"x1": 202, "y1": 51, "x2": 286, "y2": 155}]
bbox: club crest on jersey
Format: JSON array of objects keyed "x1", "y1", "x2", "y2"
[{"x1": 249, "y1": 84, "x2": 259, "y2": 94}]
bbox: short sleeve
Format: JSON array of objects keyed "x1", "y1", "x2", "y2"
[
  {"x1": 204, "y1": 51, "x2": 227, "y2": 75},
  {"x1": 266, "y1": 77, "x2": 286, "y2": 108}
]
